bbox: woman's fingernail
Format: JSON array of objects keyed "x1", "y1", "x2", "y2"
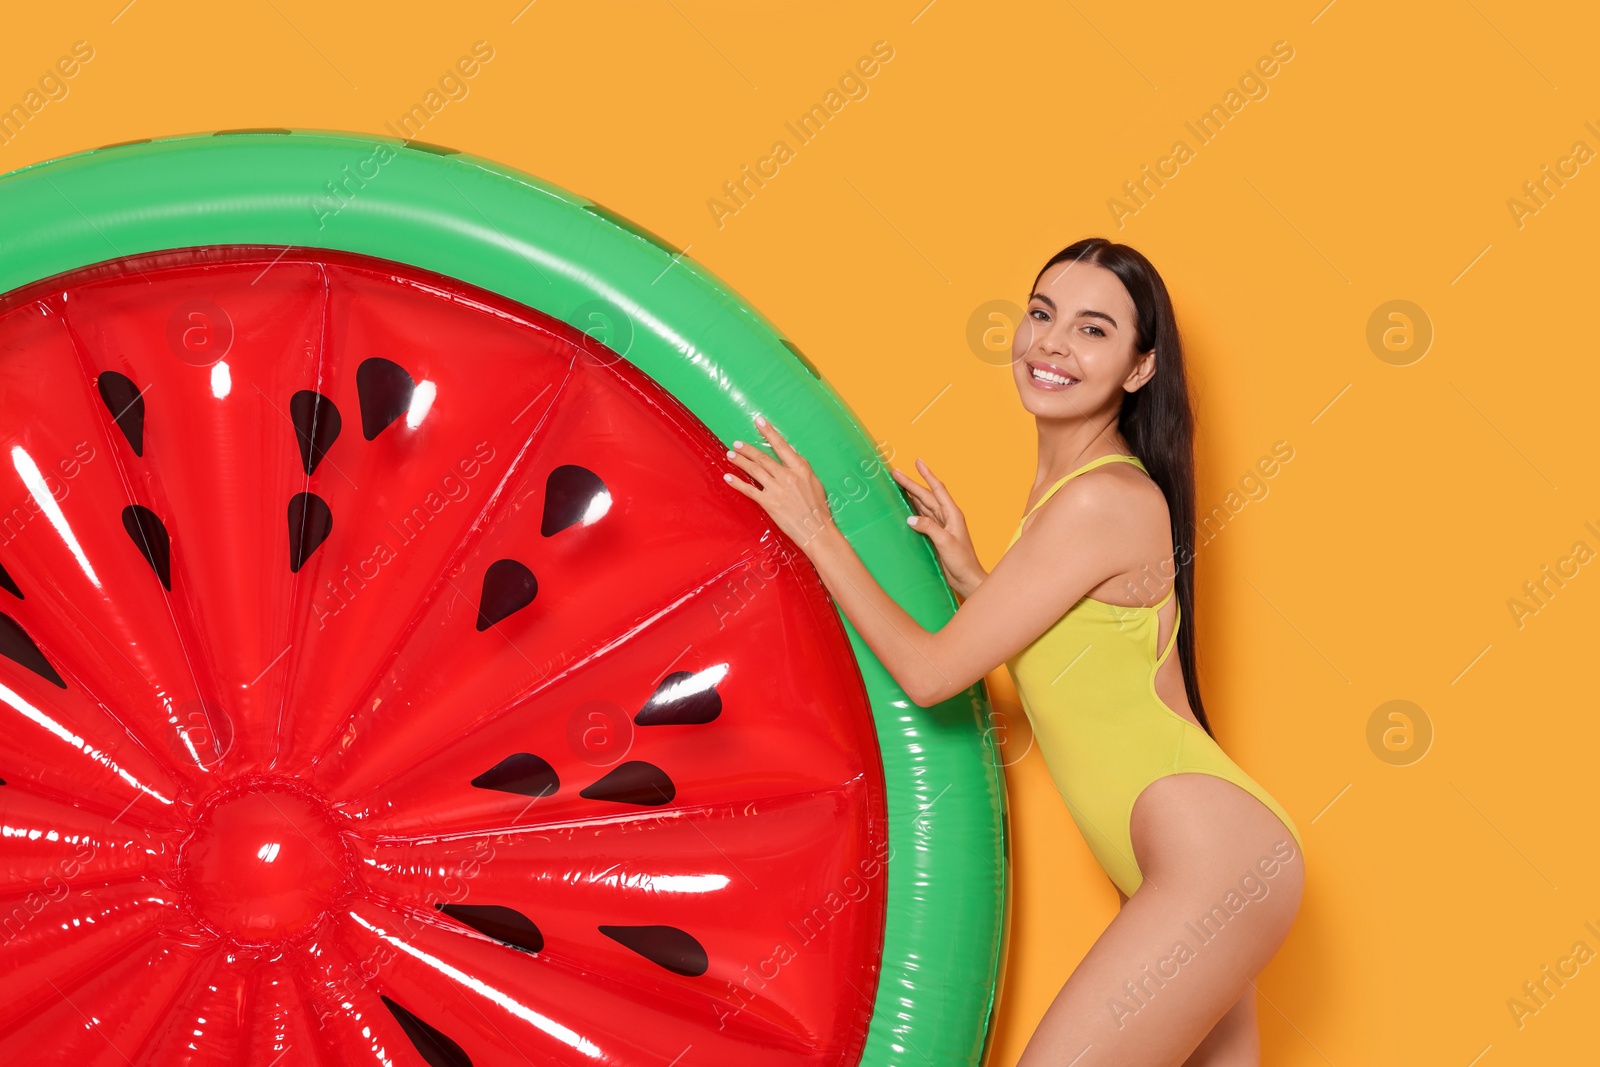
[
  {"x1": 907, "y1": 516, "x2": 918, "y2": 525},
  {"x1": 755, "y1": 414, "x2": 767, "y2": 426},
  {"x1": 723, "y1": 472, "x2": 733, "y2": 482},
  {"x1": 726, "y1": 449, "x2": 735, "y2": 459},
  {"x1": 732, "y1": 440, "x2": 743, "y2": 449}
]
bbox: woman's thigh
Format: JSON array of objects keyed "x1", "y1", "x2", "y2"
[{"x1": 1015, "y1": 773, "x2": 1304, "y2": 1067}]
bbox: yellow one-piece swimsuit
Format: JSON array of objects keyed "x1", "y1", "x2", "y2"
[{"x1": 1004, "y1": 453, "x2": 1304, "y2": 897}]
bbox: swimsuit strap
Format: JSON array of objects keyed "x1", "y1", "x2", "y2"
[
  {"x1": 1016, "y1": 453, "x2": 1148, "y2": 527},
  {"x1": 1155, "y1": 596, "x2": 1181, "y2": 668}
]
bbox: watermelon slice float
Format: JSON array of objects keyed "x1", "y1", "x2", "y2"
[{"x1": 0, "y1": 132, "x2": 1006, "y2": 1067}]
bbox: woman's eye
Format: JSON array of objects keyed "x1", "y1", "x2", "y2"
[
  {"x1": 1029, "y1": 309, "x2": 1049, "y2": 321},
  {"x1": 1083, "y1": 325, "x2": 1105, "y2": 337}
]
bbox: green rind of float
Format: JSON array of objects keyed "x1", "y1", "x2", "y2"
[{"x1": 0, "y1": 129, "x2": 1009, "y2": 1067}]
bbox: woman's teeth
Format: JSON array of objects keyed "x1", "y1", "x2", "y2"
[{"x1": 1032, "y1": 366, "x2": 1076, "y2": 385}]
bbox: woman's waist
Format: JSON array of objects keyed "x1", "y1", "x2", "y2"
[
  {"x1": 1009, "y1": 631, "x2": 1162, "y2": 679},
  {"x1": 1010, "y1": 681, "x2": 1215, "y2": 765},
  {"x1": 1008, "y1": 665, "x2": 1170, "y2": 710},
  {"x1": 1019, "y1": 698, "x2": 1195, "y2": 746}
]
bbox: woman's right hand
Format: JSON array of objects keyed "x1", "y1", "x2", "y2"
[{"x1": 894, "y1": 459, "x2": 988, "y2": 599}]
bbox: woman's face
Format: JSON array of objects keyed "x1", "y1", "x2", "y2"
[{"x1": 1010, "y1": 260, "x2": 1153, "y2": 420}]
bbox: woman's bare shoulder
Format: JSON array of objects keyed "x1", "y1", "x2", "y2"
[
  {"x1": 1022, "y1": 461, "x2": 1169, "y2": 543},
  {"x1": 1012, "y1": 462, "x2": 1173, "y2": 597}
]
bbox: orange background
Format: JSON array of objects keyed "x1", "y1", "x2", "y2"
[{"x1": 4, "y1": 1, "x2": 1599, "y2": 1063}]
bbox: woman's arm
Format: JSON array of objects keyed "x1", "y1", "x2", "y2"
[{"x1": 724, "y1": 417, "x2": 1149, "y2": 708}]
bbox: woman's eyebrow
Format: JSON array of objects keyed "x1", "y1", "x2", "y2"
[{"x1": 1029, "y1": 293, "x2": 1118, "y2": 328}]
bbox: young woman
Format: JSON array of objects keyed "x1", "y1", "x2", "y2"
[{"x1": 722, "y1": 237, "x2": 1304, "y2": 1065}]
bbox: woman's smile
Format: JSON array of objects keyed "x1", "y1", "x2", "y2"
[{"x1": 1025, "y1": 359, "x2": 1079, "y2": 390}]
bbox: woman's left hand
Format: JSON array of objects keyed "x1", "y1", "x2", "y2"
[{"x1": 722, "y1": 415, "x2": 835, "y2": 550}]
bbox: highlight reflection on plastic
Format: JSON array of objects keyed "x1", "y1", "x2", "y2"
[{"x1": 0, "y1": 247, "x2": 889, "y2": 1065}]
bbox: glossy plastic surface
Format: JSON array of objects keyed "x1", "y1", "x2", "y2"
[
  {"x1": 0, "y1": 131, "x2": 1007, "y2": 1067},
  {"x1": 0, "y1": 247, "x2": 888, "y2": 1064}
]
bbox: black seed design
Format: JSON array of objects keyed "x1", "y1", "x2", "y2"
[
  {"x1": 476, "y1": 559, "x2": 537, "y2": 631},
  {"x1": 287, "y1": 492, "x2": 333, "y2": 573},
  {"x1": 379, "y1": 996, "x2": 472, "y2": 1067},
  {"x1": 580, "y1": 761, "x2": 675, "y2": 806},
  {"x1": 97, "y1": 371, "x2": 145, "y2": 456},
  {"x1": 635, "y1": 670, "x2": 722, "y2": 726},
  {"x1": 356, "y1": 357, "x2": 415, "y2": 440},
  {"x1": 582, "y1": 203, "x2": 682, "y2": 258},
  {"x1": 402, "y1": 140, "x2": 462, "y2": 156},
  {"x1": 289, "y1": 390, "x2": 341, "y2": 475},
  {"x1": 779, "y1": 338, "x2": 823, "y2": 379},
  {"x1": 436, "y1": 903, "x2": 544, "y2": 954},
  {"x1": 598, "y1": 924, "x2": 709, "y2": 977},
  {"x1": 0, "y1": 562, "x2": 21, "y2": 599},
  {"x1": 121, "y1": 505, "x2": 171, "y2": 591},
  {"x1": 0, "y1": 614, "x2": 65, "y2": 688},
  {"x1": 541, "y1": 465, "x2": 607, "y2": 537},
  {"x1": 470, "y1": 753, "x2": 558, "y2": 798}
]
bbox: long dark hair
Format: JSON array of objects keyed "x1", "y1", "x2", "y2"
[{"x1": 1031, "y1": 238, "x2": 1211, "y2": 737}]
